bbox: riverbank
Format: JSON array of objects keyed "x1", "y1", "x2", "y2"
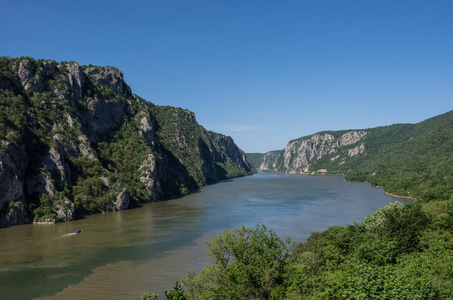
[{"x1": 0, "y1": 173, "x2": 400, "y2": 300}]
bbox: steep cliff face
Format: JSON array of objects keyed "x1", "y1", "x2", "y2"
[
  {"x1": 151, "y1": 106, "x2": 254, "y2": 197},
  {"x1": 259, "y1": 151, "x2": 280, "y2": 171},
  {"x1": 0, "y1": 57, "x2": 255, "y2": 226},
  {"x1": 258, "y1": 131, "x2": 368, "y2": 174},
  {"x1": 0, "y1": 142, "x2": 29, "y2": 226},
  {"x1": 257, "y1": 110, "x2": 453, "y2": 200}
]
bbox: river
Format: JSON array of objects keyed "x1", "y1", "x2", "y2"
[{"x1": 0, "y1": 173, "x2": 404, "y2": 299}]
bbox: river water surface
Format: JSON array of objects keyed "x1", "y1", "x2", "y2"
[{"x1": 0, "y1": 173, "x2": 403, "y2": 299}]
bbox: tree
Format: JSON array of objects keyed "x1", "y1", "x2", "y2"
[
  {"x1": 142, "y1": 293, "x2": 159, "y2": 300},
  {"x1": 142, "y1": 282, "x2": 186, "y2": 300},
  {"x1": 184, "y1": 225, "x2": 293, "y2": 299},
  {"x1": 164, "y1": 282, "x2": 186, "y2": 300}
]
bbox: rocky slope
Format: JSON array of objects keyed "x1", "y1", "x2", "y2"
[
  {"x1": 252, "y1": 110, "x2": 453, "y2": 200},
  {"x1": 257, "y1": 130, "x2": 368, "y2": 174},
  {"x1": 0, "y1": 57, "x2": 254, "y2": 226}
]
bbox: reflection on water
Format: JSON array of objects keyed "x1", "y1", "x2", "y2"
[{"x1": 0, "y1": 173, "x2": 403, "y2": 299}]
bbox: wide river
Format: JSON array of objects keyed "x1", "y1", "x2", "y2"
[{"x1": 0, "y1": 173, "x2": 404, "y2": 299}]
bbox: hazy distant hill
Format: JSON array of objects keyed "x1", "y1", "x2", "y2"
[
  {"x1": 0, "y1": 57, "x2": 255, "y2": 226},
  {"x1": 253, "y1": 111, "x2": 453, "y2": 200},
  {"x1": 245, "y1": 153, "x2": 266, "y2": 169}
]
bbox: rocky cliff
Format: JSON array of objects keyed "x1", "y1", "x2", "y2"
[
  {"x1": 258, "y1": 131, "x2": 367, "y2": 174},
  {"x1": 0, "y1": 57, "x2": 255, "y2": 227},
  {"x1": 253, "y1": 110, "x2": 453, "y2": 200}
]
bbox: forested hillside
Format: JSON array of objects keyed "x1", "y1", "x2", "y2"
[
  {"x1": 0, "y1": 56, "x2": 254, "y2": 226},
  {"x1": 254, "y1": 111, "x2": 453, "y2": 201},
  {"x1": 245, "y1": 152, "x2": 266, "y2": 169},
  {"x1": 344, "y1": 111, "x2": 453, "y2": 201},
  {"x1": 146, "y1": 112, "x2": 453, "y2": 300}
]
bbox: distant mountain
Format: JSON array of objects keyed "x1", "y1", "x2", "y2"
[
  {"x1": 0, "y1": 57, "x2": 255, "y2": 226},
  {"x1": 245, "y1": 153, "x2": 266, "y2": 169},
  {"x1": 253, "y1": 111, "x2": 453, "y2": 200}
]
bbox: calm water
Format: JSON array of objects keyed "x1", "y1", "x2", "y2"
[{"x1": 0, "y1": 173, "x2": 403, "y2": 299}]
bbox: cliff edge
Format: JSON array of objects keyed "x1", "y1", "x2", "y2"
[{"x1": 0, "y1": 57, "x2": 255, "y2": 226}]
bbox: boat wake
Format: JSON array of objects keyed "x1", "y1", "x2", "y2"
[{"x1": 59, "y1": 233, "x2": 78, "y2": 238}]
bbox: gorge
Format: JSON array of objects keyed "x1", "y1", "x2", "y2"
[
  {"x1": 250, "y1": 110, "x2": 453, "y2": 201},
  {"x1": 0, "y1": 57, "x2": 254, "y2": 227}
]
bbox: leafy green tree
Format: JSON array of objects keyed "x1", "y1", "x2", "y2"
[
  {"x1": 164, "y1": 282, "x2": 186, "y2": 300},
  {"x1": 142, "y1": 282, "x2": 186, "y2": 300},
  {"x1": 184, "y1": 225, "x2": 293, "y2": 299},
  {"x1": 142, "y1": 293, "x2": 159, "y2": 300}
]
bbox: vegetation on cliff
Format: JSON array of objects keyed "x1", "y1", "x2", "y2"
[
  {"x1": 158, "y1": 110, "x2": 453, "y2": 299},
  {"x1": 144, "y1": 107, "x2": 452, "y2": 299},
  {"x1": 246, "y1": 153, "x2": 266, "y2": 169},
  {"x1": 344, "y1": 111, "x2": 453, "y2": 201},
  {"x1": 254, "y1": 110, "x2": 453, "y2": 202},
  {"x1": 0, "y1": 56, "x2": 254, "y2": 226}
]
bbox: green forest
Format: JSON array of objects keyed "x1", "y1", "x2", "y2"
[
  {"x1": 285, "y1": 111, "x2": 453, "y2": 202},
  {"x1": 145, "y1": 111, "x2": 453, "y2": 299},
  {"x1": 343, "y1": 112, "x2": 453, "y2": 201}
]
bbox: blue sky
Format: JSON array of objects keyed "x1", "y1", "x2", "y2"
[{"x1": 1, "y1": 0, "x2": 452, "y2": 153}]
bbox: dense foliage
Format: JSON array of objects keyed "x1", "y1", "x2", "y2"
[
  {"x1": 246, "y1": 153, "x2": 266, "y2": 169},
  {"x1": 229, "y1": 112, "x2": 453, "y2": 299},
  {"x1": 256, "y1": 111, "x2": 453, "y2": 201},
  {"x1": 146, "y1": 197, "x2": 453, "y2": 299},
  {"x1": 146, "y1": 111, "x2": 453, "y2": 299},
  {"x1": 343, "y1": 112, "x2": 453, "y2": 201},
  {"x1": 0, "y1": 57, "x2": 254, "y2": 224}
]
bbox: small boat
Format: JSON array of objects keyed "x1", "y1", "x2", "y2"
[{"x1": 75, "y1": 229, "x2": 83, "y2": 234}]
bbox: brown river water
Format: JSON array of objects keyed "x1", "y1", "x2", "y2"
[{"x1": 0, "y1": 173, "x2": 404, "y2": 299}]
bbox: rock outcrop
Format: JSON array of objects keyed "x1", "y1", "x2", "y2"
[
  {"x1": 258, "y1": 131, "x2": 368, "y2": 174},
  {"x1": 115, "y1": 189, "x2": 131, "y2": 211},
  {"x1": 259, "y1": 151, "x2": 280, "y2": 171},
  {"x1": 0, "y1": 57, "x2": 255, "y2": 227},
  {"x1": 0, "y1": 142, "x2": 29, "y2": 226}
]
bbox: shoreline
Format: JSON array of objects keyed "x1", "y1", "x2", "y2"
[
  {"x1": 384, "y1": 191, "x2": 416, "y2": 200},
  {"x1": 261, "y1": 171, "x2": 418, "y2": 200}
]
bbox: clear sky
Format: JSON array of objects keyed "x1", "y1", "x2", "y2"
[{"x1": 1, "y1": 0, "x2": 452, "y2": 153}]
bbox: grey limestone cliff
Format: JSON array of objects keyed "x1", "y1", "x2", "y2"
[
  {"x1": 258, "y1": 131, "x2": 367, "y2": 174},
  {"x1": 0, "y1": 57, "x2": 255, "y2": 227}
]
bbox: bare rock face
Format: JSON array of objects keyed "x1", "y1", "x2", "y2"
[
  {"x1": 21, "y1": 60, "x2": 57, "y2": 95},
  {"x1": 281, "y1": 133, "x2": 339, "y2": 173},
  {"x1": 42, "y1": 147, "x2": 71, "y2": 186},
  {"x1": 260, "y1": 131, "x2": 368, "y2": 174},
  {"x1": 139, "y1": 153, "x2": 163, "y2": 202},
  {"x1": 25, "y1": 172, "x2": 56, "y2": 199},
  {"x1": 55, "y1": 200, "x2": 76, "y2": 222},
  {"x1": 24, "y1": 75, "x2": 45, "y2": 95},
  {"x1": 84, "y1": 66, "x2": 132, "y2": 96},
  {"x1": 54, "y1": 134, "x2": 78, "y2": 158},
  {"x1": 340, "y1": 131, "x2": 367, "y2": 147},
  {"x1": 5, "y1": 201, "x2": 29, "y2": 225},
  {"x1": 0, "y1": 142, "x2": 29, "y2": 226},
  {"x1": 77, "y1": 134, "x2": 97, "y2": 160},
  {"x1": 115, "y1": 189, "x2": 131, "y2": 210},
  {"x1": 348, "y1": 143, "x2": 366, "y2": 157},
  {"x1": 140, "y1": 115, "x2": 155, "y2": 147},
  {"x1": 81, "y1": 98, "x2": 126, "y2": 143},
  {"x1": 259, "y1": 151, "x2": 281, "y2": 171},
  {"x1": 138, "y1": 114, "x2": 163, "y2": 201},
  {"x1": 0, "y1": 57, "x2": 256, "y2": 227},
  {"x1": 64, "y1": 62, "x2": 85, "y2": 100},
  {"x1": 17, "y1": 59, "x2": 34, "y2": 87}
]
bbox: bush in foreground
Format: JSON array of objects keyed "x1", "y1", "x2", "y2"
[{"x1": 144, "y1": 199, "x2": 453, "y2": 299}]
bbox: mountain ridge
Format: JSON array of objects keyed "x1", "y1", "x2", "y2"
[
  {"x1": 248, "y1": 110, "x2": 453, "y2": 201},
  {"x1": 0, "y1": 56, "x2": 255, "y2": 227}
]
